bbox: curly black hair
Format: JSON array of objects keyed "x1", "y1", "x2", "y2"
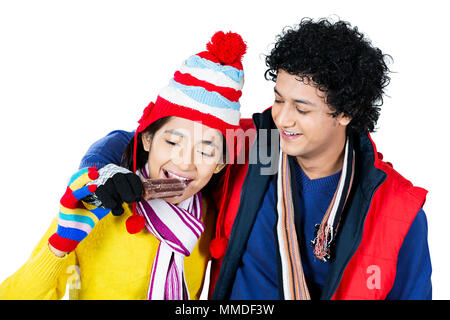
[{"x1": 265, "y1": 17, "x2": 392, "y2": 134}]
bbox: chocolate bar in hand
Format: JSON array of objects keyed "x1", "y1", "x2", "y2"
[{"x1": 141, "y1": 178, "x2": 186, "y2": 200}]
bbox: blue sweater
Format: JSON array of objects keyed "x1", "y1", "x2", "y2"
[
  {"x1": 229, "y1": 159, "x2": 432, "y2": 300},
  {"x1": 79, "y1": 130, "x2": 135, "y2": 169},
  {"x1": 80, "y1": 130, "x2": 432, "y2": 300}
]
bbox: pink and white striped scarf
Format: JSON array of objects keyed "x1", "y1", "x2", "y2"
[{"x1": 136, "y1": 166, "x2": 204, "y2": 300}]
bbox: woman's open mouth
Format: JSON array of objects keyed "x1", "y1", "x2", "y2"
[{"x1": 162, "y1": 169, "x2": 194, "y2": 186}]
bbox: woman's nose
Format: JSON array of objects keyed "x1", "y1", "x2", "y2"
[{"x1": 174, "y1": 147, "x2": 196, "y2": 170}]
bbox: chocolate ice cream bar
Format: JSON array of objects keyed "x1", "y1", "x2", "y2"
[{"x1": 141, "y1": 178, "x2": 186, "y2": 200}]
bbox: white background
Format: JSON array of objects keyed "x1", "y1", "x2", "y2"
[{"x1": 0, "y1": 0, "x2": 449, "y2": 299}]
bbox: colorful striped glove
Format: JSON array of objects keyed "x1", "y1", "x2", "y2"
[{"x1": 48, "y1": 167, "x2": 111, "y2": 253}]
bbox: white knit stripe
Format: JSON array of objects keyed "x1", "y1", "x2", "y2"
[
  {"x1": 171, "y1": 197, "x2": 204, "y2": 234},
  {"x1": 193, "y1": 195, "x2": 202, "y2": 220},
  {"x1": 170, "y1": 204, "x2": 204, "y2": 238},
  {"x1": 179, "y1": 63, "x2": 244, "y2": 91},
  {"x1": 276, "y1": 152, "x2": 292, "y2": 300},
  {"x1": 136, "y1": 170, "x2": 201, "y2": 252},
  {"x1": 326, "y1": 138, "x2": 349, "y2": 239},
  {"x1": 184, "y1": 196, "x2": 203, "y2": 229},
  {"x1": 148, "y1": 199, "x2": 200, "y2": 253},
  {"x1": 138, "y1": 202, "x2": 185, "y2": 252},
  {"x1": 137, "y1": 202, "x2": 158, "y2": 236},
  {"x1": 148, "y1": 243, "x2": 173, "y2": 300},
  {"x1": 185, "y1": 55, "x2": 244, "y2": 83},
  {"x1": 58, "y1": 218, "x2": 92, "y2": 234},
  {"x1": 159, "y1": 85, "x2": 241, "y2": 126},
  {"x1": 183, "y1": 196, "x2": 193, "y2": 212},
  {"x1": 137, "y1": 201, "x2": 185, "y2": 253},
  {"x1": 169, "y1": 79, "x2": 240, "y2": 111},
  {"x1": 174, "y1": 254, "x2": 186, "y2": 299},
  {"x1": 178, "y1": 255, "x2": 190, "y2": 300}
]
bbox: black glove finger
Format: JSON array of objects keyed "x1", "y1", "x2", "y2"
[
  {"x1": 125, "y1": 173, "x2": 143, "y2": 202},
  {"x1": 95, "y1": 181, "x2": 121, "y2": 210},
  {"x1": 111, "y1": 204, "x2": 125, "y2": 216},
  {"x1": 113, "y1": 173, "x2": 139, "y2": 203},
  {"x1": 112, "y1": 173, "x2": 134, "y2": 203}
]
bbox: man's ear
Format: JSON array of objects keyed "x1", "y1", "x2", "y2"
[
  {"x1": 337, "y1": 113, "x2": 352, "y2": 127},
  {"x1": 214, "y1": 163, "x2": 227, "y2": 174},
  {"x1": 141, "y1": 132, "x2": 151, "y2": 152}
]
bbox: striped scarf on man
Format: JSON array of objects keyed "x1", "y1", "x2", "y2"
[{"x1": 276, "y1": 136, "x2": 355, "y2": 299}]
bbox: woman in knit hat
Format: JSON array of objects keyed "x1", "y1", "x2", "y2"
[{"x1": 0, "y1": 31, "x2": 246, "y2": 300}]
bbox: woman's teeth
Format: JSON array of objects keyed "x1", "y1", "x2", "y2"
[{"x1": 163, "y1": 170, "x2": 193, "y2": 185}]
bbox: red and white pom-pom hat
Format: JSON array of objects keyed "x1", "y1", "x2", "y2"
[
  {"x1": 136, "y1": 30, "x2": 247, "y2": 139},
  {"x1": 126, "y1": 31, "x2": 247, "y2": 234}
]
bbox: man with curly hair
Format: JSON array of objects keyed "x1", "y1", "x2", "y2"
[
  {"x1": 76, "y1": 18, "x2": 431, "y2": 300},
  {"x1": 210, "y1": 18, "x2": 431, "y2": 300}
]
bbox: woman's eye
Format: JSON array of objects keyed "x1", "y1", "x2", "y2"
[
  {"x1": 274, "y1": 99, "x2": 283, "y2": 104},
  {"x1": 165, "y1": 140, "x2": 178, "y2": 146},
  {"x1": 198, "y1": 151, "x2": 213, "y2": 158}
]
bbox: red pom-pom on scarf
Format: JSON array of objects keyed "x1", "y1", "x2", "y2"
[
  {"x1": 126, "y1": 215, "x2": 146, "y2": 234},
  {"x1": 209, "y1": 237, "x2": 229, "y2": 259}
]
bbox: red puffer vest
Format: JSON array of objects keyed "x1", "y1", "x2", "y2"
[{"x1": 331, "y1": 134, "x2": 427, "y2": 299}]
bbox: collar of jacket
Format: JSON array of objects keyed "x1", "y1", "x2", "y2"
[
  {"x1": 320, "y1": 131, "x2": 387, "y2": 299},
  {"x1": 212, "y1": 109, "x2": 277, "y2": 300},
  {"x1": 212, "y1": 108, "x2": 387, "y2": 300}
]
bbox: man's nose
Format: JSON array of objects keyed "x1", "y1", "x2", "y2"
[{"x1": 275, "y1": 104, "x2": 295, "y2": 128}]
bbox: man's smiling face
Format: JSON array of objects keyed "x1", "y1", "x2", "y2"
[{"x1": 271, "y1": 69, "x2": 351, "y2": 162}]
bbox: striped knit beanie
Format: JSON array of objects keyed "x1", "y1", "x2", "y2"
[
  {"x1": 136, "y1": 31, "x2": 247, "y2": 138},
  {"x1": 126, "y1": 31, "x2": 247, "y2": 235}
]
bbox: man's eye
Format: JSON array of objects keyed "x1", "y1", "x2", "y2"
[{"x1": 296, "y1": 107, "x2": 309, "y2": 115}]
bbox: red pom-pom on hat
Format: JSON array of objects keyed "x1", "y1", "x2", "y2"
[{"x1": 206, "y1": 31, "x2": 247, "y2": 66}]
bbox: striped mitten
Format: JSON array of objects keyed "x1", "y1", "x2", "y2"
[{"x1": 48, "y1": 167, "x2": 111, "y2": 252}]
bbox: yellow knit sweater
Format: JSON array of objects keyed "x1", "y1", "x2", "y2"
[{"x1": 0, "y1": 197, "x2": 215, "y2": 300}]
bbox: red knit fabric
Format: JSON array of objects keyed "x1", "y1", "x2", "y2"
[
  {"x1": 210, "y1": 237, "x2": 229, "y2": 260},
  {"x1": 209, "y1": 118, "x2": 256, "y2": 263},
  {"x1": 204, "y1": 31, "x2": 246, "y2": 69},
  {"x1": 155, "y1": 95, "x2": 239, "y2": 139},
  {"x1": 126, "y1": 215, "x2": 146, "y2": 234},
  {"x1": 87, "y1": 167, "x2": 99, "y2": 180},
  {"x1": 60, "y1": 186, "x2": 80, "y2": 209},
  {"x1": 173, "y1": 71, "x2": 242, "y2": 102},
  {"x1": 48, "y1": 233, "x2": 79, "y2": 252},
  {"x1": 331, "y1": 134, "x2": 428, "y2": 300}
]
